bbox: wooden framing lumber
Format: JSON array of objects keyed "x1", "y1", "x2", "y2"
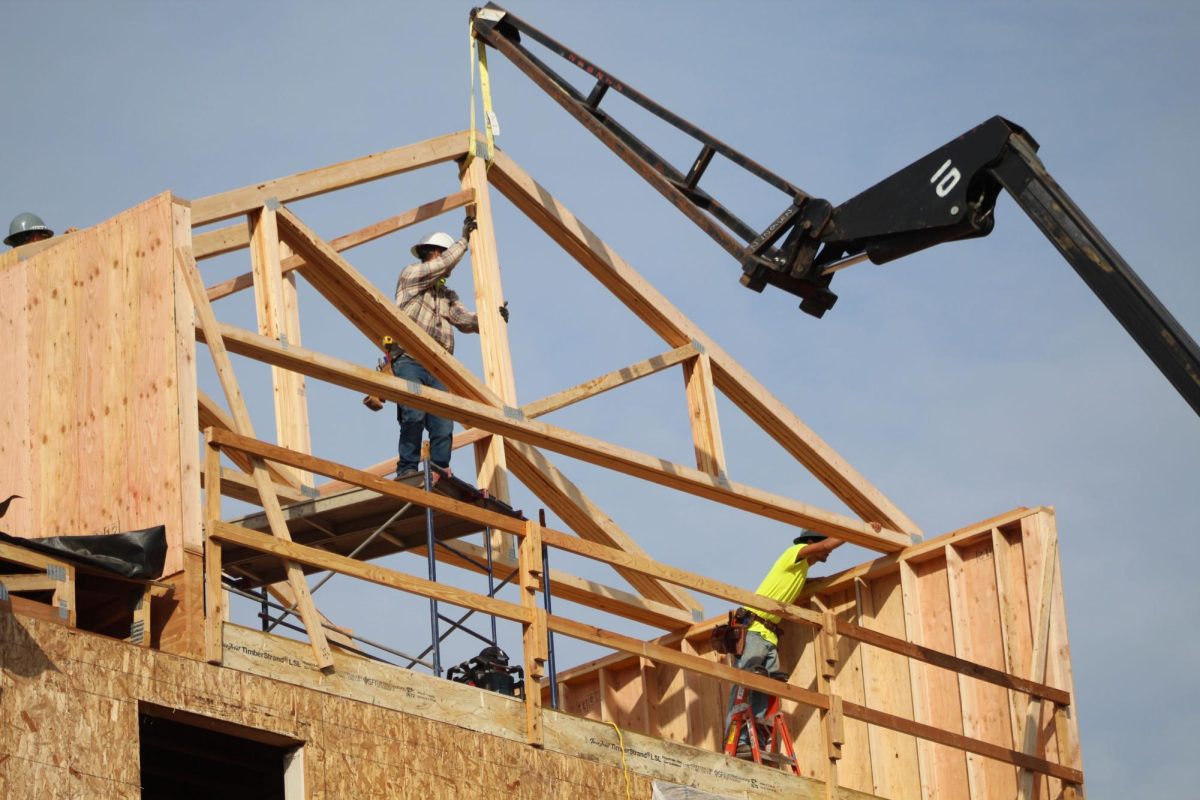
[
  {"x1": 408, "y1": 539, "x2": 694, "y2": 629},
  {"x1": 521, "y1": 342, "x2": 700, "y2": 418},
  {"x1": 197, "y1": 390, "x2": 300, "y2": 489},
  {"x1": 207, "y1": 427, "x2": 526, "y2": 534},
  {"x1": 271, "y1": 204, "x2": 699, "y2": 609},
  {"x1": 200, "y1": 190, "x2": 475, "y2": 298},
  {"x1": 462, "y1": 156, "x2": 517, "y2": 553},
  {"x1": 249, "y1": 202, "x2": 314, "y2": 491},
  {"x1": 176, "y1": 236, "x2": 334, "y2": 671},
  {"x1": 340, "y1": 341, "x2": 702, "y2": 476},
  {"x1": 210, "y1": 520, "x2": 534, "y2": 625},
  {"x1": 520, "y1": 519, "x2": 548, "y2": 745},
  {"x1": 314, "y1": 341, "x2": 698, "y2": 496},
  {"x1": 487, "y1": 151, "x2": 921, "y2": 537},
  {"x1": 211, "y1": 466, "x2": 308, "y2": 506},
  {"x1": 0, "y1": 541, "x2": 74, "y2": 626},
  {"x1": 207, "y1": 321, "x2": 910, "y2": 550},
  {"x1": 191, "y1": 131, "x2": 471, "y2": 225},
  {"x1": 501, "y1": 441, "x2": 701, "y2": 611},
  {"x1": 1017, "y1": 526, "x2": 1059, "y2": 799},
  {"x1": 542, "y1": 521, "x2": 1066, "y2": 703},
  {"x1": 803, "y1": 506, "x2": 1042, "y2": 596},
  {"x1": 540, "y1": 527, "x2": 825, "y2": 626},
  {"x1": 0, "y1": 574, "x2": 58, "y2": 593},
  {"x1": 547, "y1": 613, "x2": 1081, "y2": 784},
  {"x1": 682, "y1": 349, "x2": 727, "y2": 477}
]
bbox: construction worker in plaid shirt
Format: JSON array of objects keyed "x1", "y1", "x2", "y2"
[{"x1": 391, "y1": 215, "x2": 509, "y2": 479}]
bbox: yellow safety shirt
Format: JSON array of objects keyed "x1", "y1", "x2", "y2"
[{"x1": 745, "y1": 543, "x2": 809, "y2": 647}]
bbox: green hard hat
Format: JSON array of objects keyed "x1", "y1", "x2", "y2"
[{"x1": 5, "y1": 212, "x2": 53, "y2": 247}]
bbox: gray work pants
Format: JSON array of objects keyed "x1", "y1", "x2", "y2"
[{"x1": 724, "y1": 631, "x2": 779, "y2": 746}]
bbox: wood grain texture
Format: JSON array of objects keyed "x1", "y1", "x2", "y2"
[
  {"x1": 190, "y1": 131, "x2": 470, "y2": 225},
  {"x1": 0, "y1": 193, "x2": 193, "y2": 573}
]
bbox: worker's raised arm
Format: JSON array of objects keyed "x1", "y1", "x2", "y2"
[
  {"x1": 796, "y1": 537, "x2": 842, "y2": 564},
  {"x1": 394, "y1": 237, "x2": 470, "y2": 301}
]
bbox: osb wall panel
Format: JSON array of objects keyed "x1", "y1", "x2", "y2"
[
  {"x1": 0, "y1": 193, "x2": 198, "y2": 575},
  {"x1": 0, "y1": 613, "x2": 848, "y2": 800},
  {"x1": 546, "y1": 509, "x2": 1083, "y2": 800}
]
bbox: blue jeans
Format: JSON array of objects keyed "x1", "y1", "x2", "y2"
[
  {"x1": 391, "y1": 356, "x2": 453, "y2": 473},
  {"x1": 724, "y1": 631, "x2": 779, "y2": 746}
]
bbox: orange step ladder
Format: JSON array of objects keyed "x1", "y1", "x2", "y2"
[{"x1": 723, "y1": 681, "x2": 800, "y2": 775}]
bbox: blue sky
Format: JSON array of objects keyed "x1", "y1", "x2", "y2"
[{"x1": 5, "y1": 1, "x2": 1198, "y2": 796}]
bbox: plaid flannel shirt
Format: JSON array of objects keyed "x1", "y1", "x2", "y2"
[{"x1": 393, "y1": 237, "x2": 478, "y2": 355}]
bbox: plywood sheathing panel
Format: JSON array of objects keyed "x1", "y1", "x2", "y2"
[{"x1": 0, "y1": 193, "x2": 196, "y2": 576}]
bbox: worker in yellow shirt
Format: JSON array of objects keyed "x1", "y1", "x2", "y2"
[{"x1": 725, "y1": 529, "x2": 842, "y2": 755}]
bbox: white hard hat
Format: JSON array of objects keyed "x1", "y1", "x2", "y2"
[{"x1": 411, "y1": 231, "x2": 455, "y2": 258}]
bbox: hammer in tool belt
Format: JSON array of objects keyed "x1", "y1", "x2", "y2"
[{"x1": 362, "y1": 336, "x2": 402, "y2": 411}]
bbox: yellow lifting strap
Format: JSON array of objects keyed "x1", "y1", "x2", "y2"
[{"x1": 469, "y1": 17, "x2": 500, "y2": 163}]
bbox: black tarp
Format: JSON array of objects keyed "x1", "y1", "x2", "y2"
[{"x1": 0, "y1": 525, "x2": 167, "y2": 579}]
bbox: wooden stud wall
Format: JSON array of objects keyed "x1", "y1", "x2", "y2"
[
  {"x1": 0, "y1": 193, "x2": 199, "y2": 576},
  {"x1": 549, "y1": 508, "x2": 1082, "y2": 800}
]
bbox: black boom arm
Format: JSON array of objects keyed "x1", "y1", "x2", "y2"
[{"x1": 471, "y1": 5, "x2": 1200, "y2": 416}]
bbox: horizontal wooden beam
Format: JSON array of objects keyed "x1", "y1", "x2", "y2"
[
  {"x1": 211, "y1": 521, "x2": 533, "y2": 625},
  {"x1": 322, "y1": 342, "x2": 696, "y2": 492},
  {"x1": 198, "y1": 390, "x2": 300, "y2": 489},
  {"x1": 201, "y1": 190, "x2": 474, "y2": 300},
  {"x1": 206, "y1": 427, "x2": 525, "y2": 535},
  {"x1": 192, "y1": 221, "x2": 251, "y2": 262},
  {"x1": 207, "y1": 322, "x2": 909, "y2": 551},
  {"x1": 488, "y1": 152, "x2": 922, "y2": 538},
  {"x1": 190, "y1": 131, "x2": 471, "y2": 226},
  {"x1": 522, "y1": 342, "x2": 700, "y2": 418},
  {"x1": 540, "y1": 527, "x2": 822, "y2": 627},
  {"x1": 842, "y1": 700, "x2": 1082, "y2": 784},
  {"x1": 839, "y1": 617, "x2": 1069, "y2": 706},
  {"x1": 549, "y1": 614, "x2": 830, "y2": 710},
  {"x1": 549, "y1": 614, "x2": 1080, "y2": 783},
  {"x1": 803, "y1": 506, "x2": 1043, "y2": 596},
  {"x1": 409, "y1": 539, "x2": 693, "y2": 630},
  {"x1": 0, "y1": 574, "x2": 58, "y2": 592},
  {"x1": 207, "y1": 467, "x2": 308, "y2": 506}
]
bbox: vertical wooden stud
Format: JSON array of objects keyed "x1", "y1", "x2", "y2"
[
  {"x1": 204, "y1": 533, "x2": 223, "y2": 664},
  {"x1": 944, "y1": 544, "x2": 982, "y2": 800},
  {"x1": 131, "y1": 583, "x2": 153, "y2": 648},
  {"x1": 991, "y1": 527, "x2": 1032, "y2": 769},
  {"x1": 250, "y1": 202, "x2": 314, "y2": 493},
  {"x1": 519, "y1": 519, "x2": 545, "y2": 746},
  {"x1": 900, "y1": 559, "x2": 935, "y2": 800},
  {"x1": 462, "y1": 158, "x2": 517, "y2": 557},
  {"x1": 681, "y1": 348, "x2": 728, "y2": 478},
  {"x1": 1017, "y1": 525, "x2": 1059, "y2": 799},
  {"x1": 171, "y1": 200, "x2": 203, "y2": 555},
  {"x1": 203, "y1": 430, "x2": 223, "y2": 663}
]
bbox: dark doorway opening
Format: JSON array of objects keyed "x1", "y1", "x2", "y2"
[{"x1": 138, "y1": 704, "x2": 301, "y2": 800}]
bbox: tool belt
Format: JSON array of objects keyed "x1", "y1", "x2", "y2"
[{"x1": 711, "y1": 608, "x2": 784, "y2": 657}]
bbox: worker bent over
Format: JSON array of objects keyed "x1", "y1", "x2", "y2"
[
  {"x1": 391, "y1": 215, "x2": 509, "y2": 480},
  {"x1": 725, "y1": 530, "x2": 842, "y2": 756}
]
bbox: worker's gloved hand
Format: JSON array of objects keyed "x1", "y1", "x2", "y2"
[
  {"x1": 462, "y1": 215, "x2": 478, "y2": 238},
  {"x1": 499, "y1": 301, "x2": 510, "y2": 323}
]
